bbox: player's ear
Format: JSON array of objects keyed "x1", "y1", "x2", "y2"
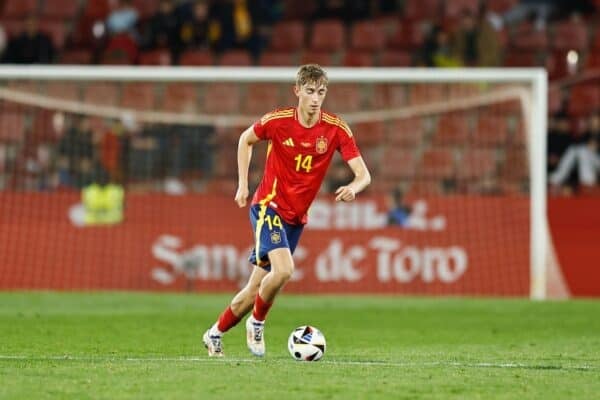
[{"x1": 293, "y1": 84, "x2": 300, "y2": 97}]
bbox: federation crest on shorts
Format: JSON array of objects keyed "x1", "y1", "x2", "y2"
[
  {"x1": 316, "y1": 136, "x2": 328, "y2": 154},
  {"x1": 270, "y1": 231, "x2": 282, "y2": 244}
]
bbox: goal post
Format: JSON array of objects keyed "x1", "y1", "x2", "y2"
[{"x1": 0, "y1": 65, "x2": 562, "y2": 299}]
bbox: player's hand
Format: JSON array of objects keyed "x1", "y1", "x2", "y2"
[
  {"x1": 335, "y1": 186, "x2": 356, "y2": 202},
  {"x1": 235, "y1": 186, "x2": 249, "y2": 207}
]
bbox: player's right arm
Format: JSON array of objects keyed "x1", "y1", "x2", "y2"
[{"x1": 235, "y1": 126, "x2": 261, "y2": 208}]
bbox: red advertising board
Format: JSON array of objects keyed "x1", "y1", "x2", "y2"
[{"x1": 0, "y1": 193, "x2": 530, "y2": 296}]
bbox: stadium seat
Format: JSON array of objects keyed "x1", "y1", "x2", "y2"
[
  {"x1": 280, "y1": 0, "x2": 316, "y2": 20},
  {"x1": 381, "y1": 149, "x2": 418, "y2": 179},
  {"x1": 45, "y1": 82, "x2": 80, "y2": 101},
  {"x1": 456, "y1": 149, "x2": 498, "y2": 184},
  {"x1": 388, "y1": 118, "x2": 426, "y2": 147},
  {"x1": 487, "y1": 0, "x2": 517, "y2": 13},
  {"x1": 139, "y1": 49, "x2": 172, "y2": 66},
  {"x1": 417, "y1": 148, "x2": 456, "y2": 179},
  {"x1": 218, "y1": 50, "x2": 252, "y2": 66},
  {"x1": 584, "y1": 52, "x2": 600, "y2": 70},
  {"x1": 309, "y1": 19, "x2": 346, "y2": 52},
  {"x1": 349, "y1": 21, "x2": 386, "y2": 52},
  {"x1": 162, "y1": 83, "x2": 198, "y2": 113},
  {"x1": 408, "y1": 179, "x2": 445, "y2": 196},
  {"x1": 402, "y1": 0, "x2": 441, "y2": 20},
  {"x1": 242, "y1": 83, "x2": 282, "y2": 115},
  {"x1": 82, "y1": 0, "x2": 110, "y2": 19},
  {"x1": 83, "y1": 83, "x2": 119, "y2": 106},
  {"x1": 324, "y1": 83, "x2": 361, "y2": 112},
  {"x1": 132, "y1": 0, "x2": 159, "y2": 20},
  {"x1": 447, "y1": 83, "x2": 480, "y2": 100},
  {"x1": 68, "y1": 16, "x2": 97, "y2": 48},
  {"x1": 443, "y1": 0, "x2": 480, "y2": 19},
  {"x1": 30, "y1": 110, "x2": 59, "y2": 144},
  {"x1": 0, "y1": 111, "x2": 26, "y2": 142},
  {"x1": 552, "y1": 19, "x2": 589, "y2": 51},
  {"x1": 511, "y1": 24, "x2": 548, "y2": 51},
  {"x1": 567, "y1": 85, "x2": 600, "y2": 116},
  {"x1": 341, "y1": 51, "x2": 375, "y2": 67},
  {"x1": 59, "y1": 49, "x2": 93, "y2": 65},
  {"x1": 379, "y1": 50, "x2": 412, "y2": 67},
  {"x1": 300, "y1": 51, "x2": 335, "y2": 66},
  {"x1": 473, "y1": 115, "x2": 509, "y2": 147},
  {"x1": 386, "y1": 21, "x2": 425, "y2": 50},
  {"x1": 179, "y1": 50, "x2": 213, "y2": 66},
  {"x1": 500, "y1": 148, "x2": 528, "y2": 182},
  {"x1": 409, "y1": 84, "x2": 446, "y2": 106},
  {"x1": 2, "y1": 0, "x2": 38, "y2": 18},
  {"x1": 258, "y1": 51, "x2": 297, "y2": 66},
  {"x1": 269, "y1": 20, "x2": 305, "y2": 52},
  {"x1": 121, "y1": 83, "x2": 156, "y2": 111},
  {"x1": 38, "y1": 20, "x2": 68, "y2": 49},
  {"x1": 40, "y1": 0, "x2": 81, "y2": 20},
  {"x1": 503, "y1": 51, "x2": 540, "y2": 67},
  {"x1": 352, "y1": 121, "x2": 385, "y2": 147},
  {"x1": 432, "y1": 113, "x2": 471, "y2": 146},
  {"x1": 372, "y1": 84, "x2": 407, "y2": 108},
  {"x1": 546, "y1": 50, "x2": 572, "y2": 80},
  {"x1": 202, "y1": 83, "x2": 241, "y2": 114}
]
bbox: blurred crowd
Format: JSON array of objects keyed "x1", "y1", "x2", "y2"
[{"x1": 0, "y1": 0, "x2": 598, "y2": 195}]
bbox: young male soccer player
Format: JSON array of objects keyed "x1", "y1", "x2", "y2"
[{"x1": 203, "y1": 64, "x2": 371, "y2": 357}]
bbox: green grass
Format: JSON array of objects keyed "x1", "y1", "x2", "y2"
[{"x1": 0, "y1": 292, "x2": 599, "y2": 399}]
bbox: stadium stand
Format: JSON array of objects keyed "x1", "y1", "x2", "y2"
[{"x1": 0, "y1": 0, "x2": 597, "y2": 196}]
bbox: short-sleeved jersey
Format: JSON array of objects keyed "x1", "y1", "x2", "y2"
[{"x1": 251, "y1": 107, "x2": 361, "y2": 225}]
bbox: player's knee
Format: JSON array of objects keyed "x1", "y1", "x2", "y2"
[{"x1": 276, "y1": 264, "x2": 294, "y2": 283}]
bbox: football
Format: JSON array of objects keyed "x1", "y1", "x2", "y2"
[{"x1": 287, "y1": 325, "x2": 326, "y2": 361}]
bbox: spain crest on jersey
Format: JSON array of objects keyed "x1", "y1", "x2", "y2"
[
  {"x1": 270, "y1": 231, "x2": 282, "y2": 244},
  {"x1": 316, "y1": 136, "x2": 328, "y2": 154}
]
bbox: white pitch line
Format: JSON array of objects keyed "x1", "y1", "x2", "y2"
[{"x1": 0, "y1": 355, "x2": 596, "y2": 371}]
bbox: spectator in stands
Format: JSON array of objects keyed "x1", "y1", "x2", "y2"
[
  {"x1": 82, "y1": 166, "x2": 124, "y2": 226},
  {"x1": 169, "y1": 122, "x2": 216, "y2": 193},
  {"x1": 386, "y1": 187, "x2": 412, "y2": 227},
  {"x1": 175, "y1": 0, "x2": 210, "y2": 61},
  {"x1": 106, "y1": 0, "x2": 139, "y2": 37},
  {"x1": 144, "y1": 0, "x2": 179, "y2": 51},
  {"x1": 418, "y1": 24, "x2": 462, "y2": 67},
  {"x1": 0, "y1": 24, "x2": 7, "y2": 61},
  {"x1": 549, "y1": 114, "x2": 600, "y2": 193},
  {"x1": 3, "y1": 15, "x2": 55, "y2": 64},
  {"x1": 57, "y1": 116, "x2": 95, "y2": 188},
  {"x1": 125, "y1": 123, "x2": 161, "y2": 184},
  {"x1": 312, "y1": 0, "x2": 372, "y2": 22},
  {"x1": 547, "y1": 111, "x2": 572, "y2": 175},
  {"x1": 99, "y1": 119, "x2": 125, "y2": 184},
  {"x1": 102, "y1": 0, "x2": 141, "y2": 64},
  {"x1": 207, "y1": 0, "x2": 270, "y2": 60},
  {"x1": 451, "y1": 7, "x2": 500, "y2": 67}
]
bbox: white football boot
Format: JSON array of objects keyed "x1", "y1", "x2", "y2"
[
  {"x1": 202, "y1": 329, "x2": 224, "y2": 357},
  {"x1": 245, "y1": 316, "x2": 265, "y2": 357}
]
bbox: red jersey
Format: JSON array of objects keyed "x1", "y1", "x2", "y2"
[{"x1": 251, "y1": 107, "x2": 361, "y2": 225}]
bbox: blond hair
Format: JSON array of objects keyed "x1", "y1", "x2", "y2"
[{"x1": 296, "y1": 64, "x2": 328, "y2": 87}]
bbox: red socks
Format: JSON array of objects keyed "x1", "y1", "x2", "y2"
[
  {"x1": 216, "y1": 306, "x2": 242, "y2": 333},
  {"x1": 252, "y1": 294, "x2": 273, "y2": 322}
]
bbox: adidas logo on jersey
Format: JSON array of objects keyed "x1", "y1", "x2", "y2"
[{"x1": 283, "y1": 138, "x2": 295, "y2": 147}]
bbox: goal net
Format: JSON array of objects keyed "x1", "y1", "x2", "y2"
[{"x1": 0, "y1": 66, "x2": 565, "y2": 299}]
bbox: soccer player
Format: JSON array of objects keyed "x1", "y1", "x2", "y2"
[{"x1": 202, "y1": 64, "x2": 371, "y2": 357}]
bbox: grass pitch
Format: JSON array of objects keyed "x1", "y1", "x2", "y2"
[{"x1": 0, "y1": 292, "x2": 598, "y2": 399}]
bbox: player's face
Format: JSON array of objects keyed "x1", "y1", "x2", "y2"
[{"x1": 295, "y1": 82, "x2": 327, "y2": 115}]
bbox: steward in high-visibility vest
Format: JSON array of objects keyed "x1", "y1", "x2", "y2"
[{"x1": 83, "y1": 182, "x2": 124, "y2": 226}]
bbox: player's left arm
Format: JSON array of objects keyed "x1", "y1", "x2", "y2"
[{"x1": 335, "y1": 156, "x2": 371, "y2": 202}]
